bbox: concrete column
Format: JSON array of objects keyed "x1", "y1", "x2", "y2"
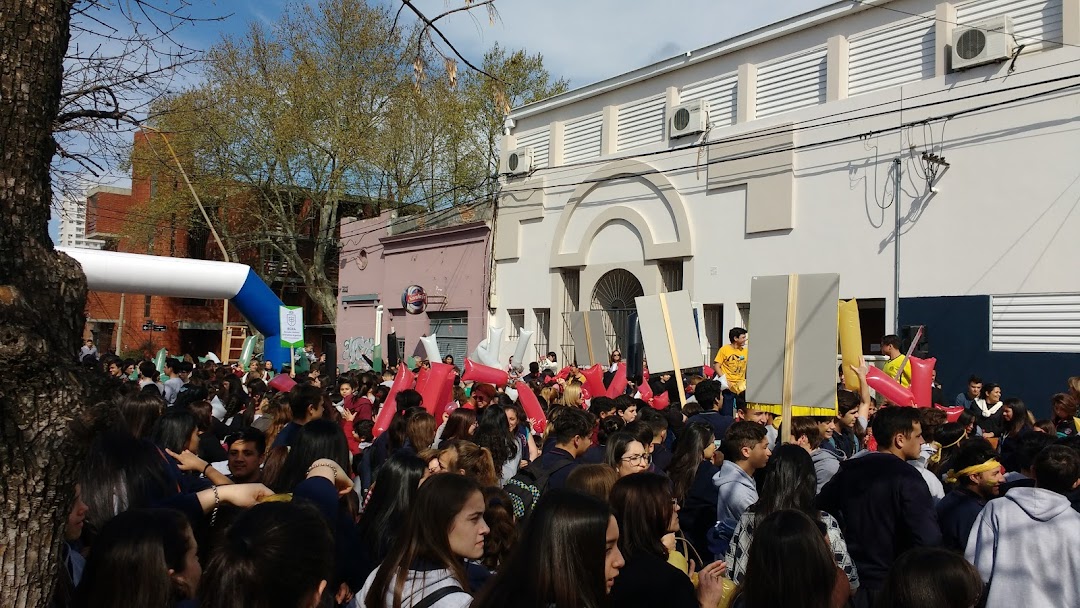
[
  {"x1": 602, "y1": 105, "x2": 618, "y2": 155},
  {"x1": 1064, "y1": 0, "x2": 1080, "y2": 46},
  {"x1": 549, "y1": 121, "x2": 565, "y2": 167},
  {"x1": 936, "y1": 3, "x2": 956, "y2": 78},
  {"x1": 665, "y1": 86, "x2": 679, "y2": 139},
  {"x1": 827, "y1": 34, "x2": 850, "y2": 102},
  {"x1": 499, "y1": 133, "x2": 516, "y2": 173},
  {"x1": 737, "y1": 63, "x2": 757, "y2": 123}
]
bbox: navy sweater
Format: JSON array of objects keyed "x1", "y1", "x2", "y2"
[
  {"x1": 817, "y1": 452, "x2": 942, "y2": 590},
  {"x1": 936, "y1": 487, "x2": 987, "y2": 552}
]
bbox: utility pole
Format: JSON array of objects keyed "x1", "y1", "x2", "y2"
[
  {"x1": 141, "y1": 126, "x2": 233, "y2": 361},
  {"x1": 893, "y1": 157, "x2": 902, "y2": 334}
]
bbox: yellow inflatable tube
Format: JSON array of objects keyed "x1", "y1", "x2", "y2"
[{"x1": 839, "y1": 299, "x2": 863, "y2": 391}]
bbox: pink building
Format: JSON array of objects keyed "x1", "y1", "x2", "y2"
[{"x1": 336, "y1": 205, "x2": 493, "y2": 372}]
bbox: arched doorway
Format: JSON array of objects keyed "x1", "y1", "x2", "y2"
[{"x1": 591, "y1": 269, "x2": 644, "y2": 354}]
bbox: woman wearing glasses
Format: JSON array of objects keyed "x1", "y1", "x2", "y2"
[
  {"x1": 606, "y1": 431, "x2": 650, "y2": 478},
  {"x1": 609, "y1": 472, "x2": 728, "y2": 608}
]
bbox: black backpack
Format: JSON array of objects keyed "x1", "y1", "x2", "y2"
[{"x1": 503, "y1": 458, "x2": 575, "y2": 520}]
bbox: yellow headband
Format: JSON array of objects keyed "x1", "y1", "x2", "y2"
[{"x1": 945, "y1": 459, "x2": 1002, "y2": 484}]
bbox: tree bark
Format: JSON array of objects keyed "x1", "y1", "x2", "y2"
[{"x1": 0, "y1": 0, "x2": 92, "y2": 606}]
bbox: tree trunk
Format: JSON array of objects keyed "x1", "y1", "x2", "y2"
[{"x1": 0, "y1": 1, "x2": 92, "y2": 606}]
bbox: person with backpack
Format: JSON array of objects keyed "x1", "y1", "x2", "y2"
[
  {"x1": 503, "y1": 408, "x2": 595, "y2": 520},
  {"x1": 532, "y1": 407, "x2": 595, "y2": 491}
]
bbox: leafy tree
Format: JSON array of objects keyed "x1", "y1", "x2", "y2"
[{"x1": 0, "y1": 1, "x2": 517, "y2": 605}]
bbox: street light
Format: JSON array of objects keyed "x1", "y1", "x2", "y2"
[{"x1": 140, "y1": 125, "x2": 234, "y2": 362}]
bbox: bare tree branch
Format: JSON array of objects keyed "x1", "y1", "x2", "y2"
[{"x1": 398, "y1": 0, "x2": 502, "y2": 84}]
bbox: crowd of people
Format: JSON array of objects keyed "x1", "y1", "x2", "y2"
[{"x1": 57, "y1": 329, "x2": 1080, "y2": 608}]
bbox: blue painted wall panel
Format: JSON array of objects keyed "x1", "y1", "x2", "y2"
[{"x1": 900, "y1": 295, "x2": 1078, "y2": 418}]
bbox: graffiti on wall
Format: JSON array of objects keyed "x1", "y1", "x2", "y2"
[{"x1": 341, "y1": 336, "x2": 376, "y2": 370}]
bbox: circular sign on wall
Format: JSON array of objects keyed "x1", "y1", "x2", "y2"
[{"x1": 402, "y1": 285, "x2": 427, "y2": 315}]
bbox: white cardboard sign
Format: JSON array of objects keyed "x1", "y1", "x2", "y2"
[{"x1": 634, "y1": 291, "x2": 701, "y2": 373}]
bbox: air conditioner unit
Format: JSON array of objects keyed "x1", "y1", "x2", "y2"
[
  {"x1": 501, "y1": 147, "x2": 534, "y2": 176},
  {"x1": 951, "y1": 16, "x2": 1015, "y2": 72},
  {"x1": 669, "y1": 99, "x2": 709, "y2": 139}
]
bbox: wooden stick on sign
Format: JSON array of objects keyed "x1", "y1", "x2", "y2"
[
  {"x1": 584, "y1": 313, "x2": 594, "y2": 366},
  {"x1": 658, "y1": 292, "x2": 688, "y2": 407},
  {"x1": 780, "y1": 274, "x2": 799, "y2": 445},
  {"x1": 290, "y1": 346, "x2": 296, "y2": 378}
]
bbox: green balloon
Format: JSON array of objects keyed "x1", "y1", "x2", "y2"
[
  {"x1": 372, "y1": 345, "x2": 383, "y2": 373},
  {"x1": 238, "y1": 335, "x2": 257, "y2": 367},
  {"x1": 154, "y1": 348, "x2": 168, "y2": 374}
]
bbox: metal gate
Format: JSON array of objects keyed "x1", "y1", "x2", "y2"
[{"x1": 429, "y1": 312, "x2": 468, "y2": 364}]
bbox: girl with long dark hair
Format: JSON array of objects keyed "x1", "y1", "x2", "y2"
[
  {"x1": 269, "y1": 419, "x2": 351, "y2": 493},
  {"x1": 360, "y1": 474, "x2": 489, "y2": 608},
  {"x1": 999, "y1": 397, "x2": 1034, "y2": 467},
  {"x1": 666, "y1": 423, "x2": 720, "y2": 556},
  {"x1": 150, "y1": 410, "x2": 199, "y2": 456},
  {"x1": 118, "y1": 391, "x2": 165, "y2": 439},
  {"x1": 200, "y1": 501, "x2": 335, "y2": 608},
  {"x1": 608, "y1": 473, "x2": 727, "y2": 608},
  {"x1": 729, "y1": 510, "x2": 849, "y2": 608},
  {"x1": 73, "y1": 509, "x2": 200, "y2": 608},
  {"x1": 472, "y1": 490, "x2": 625, "y2": 608},
  {"x1": 725, "y1": 444, "x2": 857, "y2": 591},
  {"x1": 438, "y1": 408, "x2": 477, "y2": 448},
  {"x1": 473, "y1": 404, "x2": 521, "y2": 484},
  {"x1": 356, "y1": 453, "x2": 427, "y2": 564}
]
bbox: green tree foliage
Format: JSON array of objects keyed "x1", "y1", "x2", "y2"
[{"x1": 144, "y1": 0, "x2": 567, "y2": 325}]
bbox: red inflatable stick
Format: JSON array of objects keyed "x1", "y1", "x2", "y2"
[
  {"x1": 702, "y1": 364, "x2": 716, "y2": 379},
  {"x1": 651, "y1": 392, "x2": 670, "y2": 410},
  {"x1": 606, "y1": 362, "x2": 628, "y2": 398},
  {"x1": 417, "y1": 362, "x2": 455, "y2": 420},
  {"x1": 413, "y1": 366, "x2": 431, "y2": 394},
  {"x1": 581, "y1": 364, "x2": 607, "y2": 399},
  {"x1": 909, "y1": 356, "x2": 937, "y2": 408},
  {"x1": 373, "y1": 364, "x2": 415, "y2": 437},
  {"x1": 865, "y1": 366, "x2": 915, "y2": 407},
  {"x1": 639, "y1": 367, "x2": 654, "y2": 404},
  {"x1": 462, "y1": 358, "x2": 509, "y2": 387},
  {"x1": 516, "y1": 380, "x2": 549, "y2": 434},
  {"x1": 935, "y1": 405, "x2": 967, "y2": 423}
]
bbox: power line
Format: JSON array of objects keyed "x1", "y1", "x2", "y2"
[
  {"x1": 489, "y1": 74, "x2": 1080, "y2": 194},
  {"x1": 515, "y1": 59, "x2": 1080, "y2": 184}
]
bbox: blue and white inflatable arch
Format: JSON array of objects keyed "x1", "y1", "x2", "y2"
[{"x1": 59, "y1": 247, "x2": 289, "y2": 368}]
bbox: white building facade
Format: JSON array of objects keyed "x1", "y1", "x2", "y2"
[
  {"x1": 492, "y1": 0, "x2": 1080, "y2": 410},
  {"x1": 57, "y1": 187, "x2": 112, "y2": 250}
]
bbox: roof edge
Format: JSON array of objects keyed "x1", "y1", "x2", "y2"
[{"x1": 509, "y1": 0, "x2": 895, "y2": 121}]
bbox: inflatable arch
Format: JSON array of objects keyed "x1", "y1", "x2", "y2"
[{"x1": 59, "y1": 247, "x2": 290, "y2": 368}]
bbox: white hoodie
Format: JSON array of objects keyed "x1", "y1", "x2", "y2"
[{"x1": 966, "y1": 486, "x2": 1080, "y2": 608}]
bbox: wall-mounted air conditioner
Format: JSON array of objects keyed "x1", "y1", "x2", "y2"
[
  {"x1": 669, "y1": 99, "x2": 709, "y2": 139},
  {"x1": 501, "y1": 147, "x2": 534, "y2": 176},
  {"x1": 951, "y1": 16, "x2": 1015, "y2": 72}
]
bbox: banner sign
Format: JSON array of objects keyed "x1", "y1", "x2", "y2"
[{"x1": 279, "y1": 305, "x2": 305, "y2": 348}]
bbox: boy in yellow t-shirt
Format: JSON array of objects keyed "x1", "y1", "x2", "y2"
[
  {"x1": 880, "y1": 334, "x2": 912, "y2": 387},
  {"x1": 713, "y1": 327, "x2": 748, "y2": 416}
]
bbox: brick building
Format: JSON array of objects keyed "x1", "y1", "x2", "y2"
[{"x1": 82, "y1": 129, "x2": 338, "y2": 360}]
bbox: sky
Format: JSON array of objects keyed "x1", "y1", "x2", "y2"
[{"x1": 51, "y1": 0, "x2": 835, "y2": 241}]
